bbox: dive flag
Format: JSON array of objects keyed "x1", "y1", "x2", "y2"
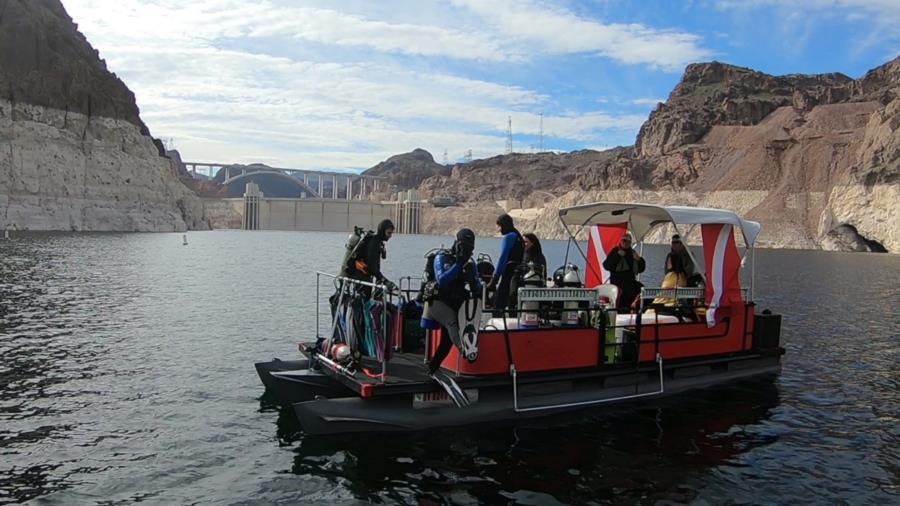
[
  {"x1": 585, "y1": 223, "x2": 628, "y2": 288},
  {"x1": 701, "y1": 224, "x2": 744, "y2": 327}
]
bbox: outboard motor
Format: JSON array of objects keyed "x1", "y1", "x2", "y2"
[{"x1": 519, "y1": 262, "x2": 543, "y2": 328}]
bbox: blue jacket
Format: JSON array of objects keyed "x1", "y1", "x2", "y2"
[
  {"x1": 495, "y1": 231, "x2": 524, "y2": 281},
  {"x1": 420, "y1": 253, "x2": 481, "y2": 329}
]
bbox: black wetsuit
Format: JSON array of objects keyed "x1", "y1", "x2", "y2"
[{"x1": 602, "y1": 246, "x2": 646, "y2": 309}]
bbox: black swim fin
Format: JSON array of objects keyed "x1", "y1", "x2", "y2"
[{"x1": 429, "y1": 370, "x2": 470, "y2": 408}]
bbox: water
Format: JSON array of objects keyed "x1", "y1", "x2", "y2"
[{"x1": 1, "y1": 231, "x2": 897, "y2": 505}]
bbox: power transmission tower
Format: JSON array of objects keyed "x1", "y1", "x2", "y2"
[
  {"x1": 505, "y1": 116, "x2": 513, "y2": 154},
  {"x1": 464, "y1": 150, "x2": 473, "y2": 163},
  {"x1": 539, "y1": 112, "x2": 544, "y2": 152},
  {"x1": 442, "y1": 149, "x2": 448, "y2": 165}
]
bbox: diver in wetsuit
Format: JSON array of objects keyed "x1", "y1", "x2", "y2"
[
  {"x1": 487, "y1": 214, "x2": 524, "y2": 315},
  {"x1": 421, "y1": 228, "x2": 482, "y2": 375},
  {"x1": 342, "y1": 219, "x2": 398, "y2": 293}
]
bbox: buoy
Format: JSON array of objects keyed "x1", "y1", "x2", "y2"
[
  {"x1": 182, "y1": 234, "x2": 188, "y2": 246},
  {"x1": 3, "y1": 229, "x2": 8, "y2": 240}
]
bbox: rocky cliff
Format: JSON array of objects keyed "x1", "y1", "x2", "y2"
[
  {"x1": 416, "y1": 56, "x2": 900, "y2": 252},
  {"x1": 0, "y1": 0, "x2": 206, "y2": 231},
  {"x1": 362, "y1": 148, "x2": 450, "y2": 191}
]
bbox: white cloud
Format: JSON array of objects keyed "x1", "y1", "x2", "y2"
[
  {"x1": 630, "y1": 98, "x2": 664, "y2": 106},
  {"x1": 452, "y1": 0, "x2": 713, "y2": 70},
  {"x1": 61, "y1": 0, "x2": 661, "y2": 169},
  {"x1": 716, "y1": 0, "x2": 900, "y2": 33}
]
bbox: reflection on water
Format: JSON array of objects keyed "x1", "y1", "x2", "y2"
[
  {"x1": 1, "y1": 231, "x2": 898, "y2": 504},
  {"x1": 276, "y1": 378, "x2": 781, "y2": 504}
]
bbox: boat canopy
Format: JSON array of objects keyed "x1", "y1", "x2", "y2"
[{"x1": 558, "y1": 202, "x2": 761, "y2": 247}]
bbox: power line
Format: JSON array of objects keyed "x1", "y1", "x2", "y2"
[
  {"x1": 505, "y1": 116, "x2": 513, "y2": 154},
  {"x1": 539, "y1": 112, "x2": 544, "y2": 153}
]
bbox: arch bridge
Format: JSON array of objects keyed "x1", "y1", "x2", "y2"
[{"x1": 183, "y1": 161, "x2": 386, "y2": 200}]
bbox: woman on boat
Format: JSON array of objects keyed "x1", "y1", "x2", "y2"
[
  {"x1": 664, "y1": 234, "x2": 694, "y2": 283},
  {"x1": 421, "y1": 228, "x2": 482, "y2": 375},
  {"x1": 522, "y1": 233, "x2": 547, "y2": 283}
]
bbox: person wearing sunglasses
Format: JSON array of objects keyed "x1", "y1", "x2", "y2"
[{"x1": 602, "y1": 232, "x2": 646, "y2": 310}]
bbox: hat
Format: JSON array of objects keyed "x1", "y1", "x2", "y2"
[
  {"x1": 621, "y1": 232, "x2": 634, "y2": 242},
  {"x1": 671, "y1": 234, "x2": 682, "y2": 242}
]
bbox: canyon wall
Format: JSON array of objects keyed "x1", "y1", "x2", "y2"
[{"x1": 0, "y1": 0, "x2": 205, "y2": 232}]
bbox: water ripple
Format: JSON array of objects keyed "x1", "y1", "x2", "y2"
[{"x1": 0, "y1": 233, "x2": 898, "y2": 504}]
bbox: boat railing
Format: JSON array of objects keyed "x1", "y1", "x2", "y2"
[
  {"x1": 639, "y1": 287, "x2": 749, "y2": 301},
  {"x1": 511, "y1": 353, "x2": 664, "y2": 413},
  {"x1": 314, "y1": 271, "x2": 401, "y2": 382},
  {"x1": 398, "y1": 276, "x2": 423, "y2": 302}
]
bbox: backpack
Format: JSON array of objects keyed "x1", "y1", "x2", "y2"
[{"x1": 417, "y1": 248, "x2": 448, "y2": 302}]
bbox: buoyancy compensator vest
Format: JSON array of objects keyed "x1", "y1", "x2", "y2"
[{"x1": 417, "y1": 248, "x2": 448, "y2": 302}]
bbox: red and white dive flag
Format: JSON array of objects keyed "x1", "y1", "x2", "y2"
[
  {"x1": 702, "y1": 224, "x2": 744, "y2": 327},
  {"x1": 585, "y1": 223, "x2": 628, "y2": 288}
]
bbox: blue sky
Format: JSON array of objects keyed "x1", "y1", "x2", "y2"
[{"x1": 63, "y1": 0, "x2": 899, "y2": 171}]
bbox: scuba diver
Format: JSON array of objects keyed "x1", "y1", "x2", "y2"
[
  {"x1": 487, "y1": 214, "x2": 524, "y2": 315},
  {"x1": 340, "y1": 218, "x2": 398, "y2": 293},
  {"x1": 421, "y1": 228, "x2": 482, "y2": 375}
]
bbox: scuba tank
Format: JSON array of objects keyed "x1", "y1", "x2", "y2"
[
  {"x1": 475, "y1": 253, "x2": 494, "y2": 285},
  {"x1": 339, "y1": 226, "x2": 372, "y2": 276},
  {"x1": 552, "y1": 263, "x2": 583, "y2": 326},
  {"x1": 552, "y1": 263, "x2": 583, "y2": 288},
  {"x1": 417, "y1": 248, "x2": 447, "y2": 302},
  {"x1": 522, "y1": 262, "x2": 544, "y2": 288},
  {"x1": 519, "y1": 262, "x2": 543, "y2": 328}
]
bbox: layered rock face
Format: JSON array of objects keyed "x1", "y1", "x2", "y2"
[
  {"x1": 415, "y1": 57, "x2": 900, "y2": 252},
  {"x1": 0, "y1": 0, "x2": 205, "y2": 231}
]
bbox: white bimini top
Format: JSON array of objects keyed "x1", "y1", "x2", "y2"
[{"x1": 557, "y1": 202, "x2": 761, "y2": 247}]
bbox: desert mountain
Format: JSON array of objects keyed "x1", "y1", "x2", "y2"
[
  {"x1": 415, "y1": 57, "x2": 900, "y2": 252},
  {"x1": 362, "y1": 148, "x2": 451, "y2": 191}
]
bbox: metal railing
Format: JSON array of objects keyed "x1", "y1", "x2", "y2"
[
  {"x1": 315, "y1": 271, "x2": 400, "y2": 382},
  {"x1": 512, "y1": 353, "x2": 664, "y2": 412}
]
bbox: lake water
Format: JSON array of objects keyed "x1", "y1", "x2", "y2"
[{"x1": 1, "y1": 231, "x2": 898, "y2": 505}]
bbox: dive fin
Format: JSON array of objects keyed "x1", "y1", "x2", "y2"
[
  {"x1": 461, "y1": 323, "x2": 479, "y2": 362},
  {"x1": 430, "y1": 370, "x2": 470, "y2": 407}
]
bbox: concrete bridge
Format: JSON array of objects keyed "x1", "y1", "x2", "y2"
[{"x1": 184, "y1": 161, "x2": 386, "y2": 200}]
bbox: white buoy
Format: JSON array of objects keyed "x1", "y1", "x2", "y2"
[
  {"x1": 182, "y1": 234, "x2": 188, "y2": 246},
  {"x1": 3, "y1": 229, "x2": 8, "y2": 240}
]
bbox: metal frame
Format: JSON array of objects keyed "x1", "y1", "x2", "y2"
[
  {"x1": 555, "y1": 205, "x2": 758, "y2": 304},
  {"x1": 511, "y1": 353, "x2": 664, "y2": 412},
  {"x1": 315, "y1": 271, "x2": 397, "y2": 381}
]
